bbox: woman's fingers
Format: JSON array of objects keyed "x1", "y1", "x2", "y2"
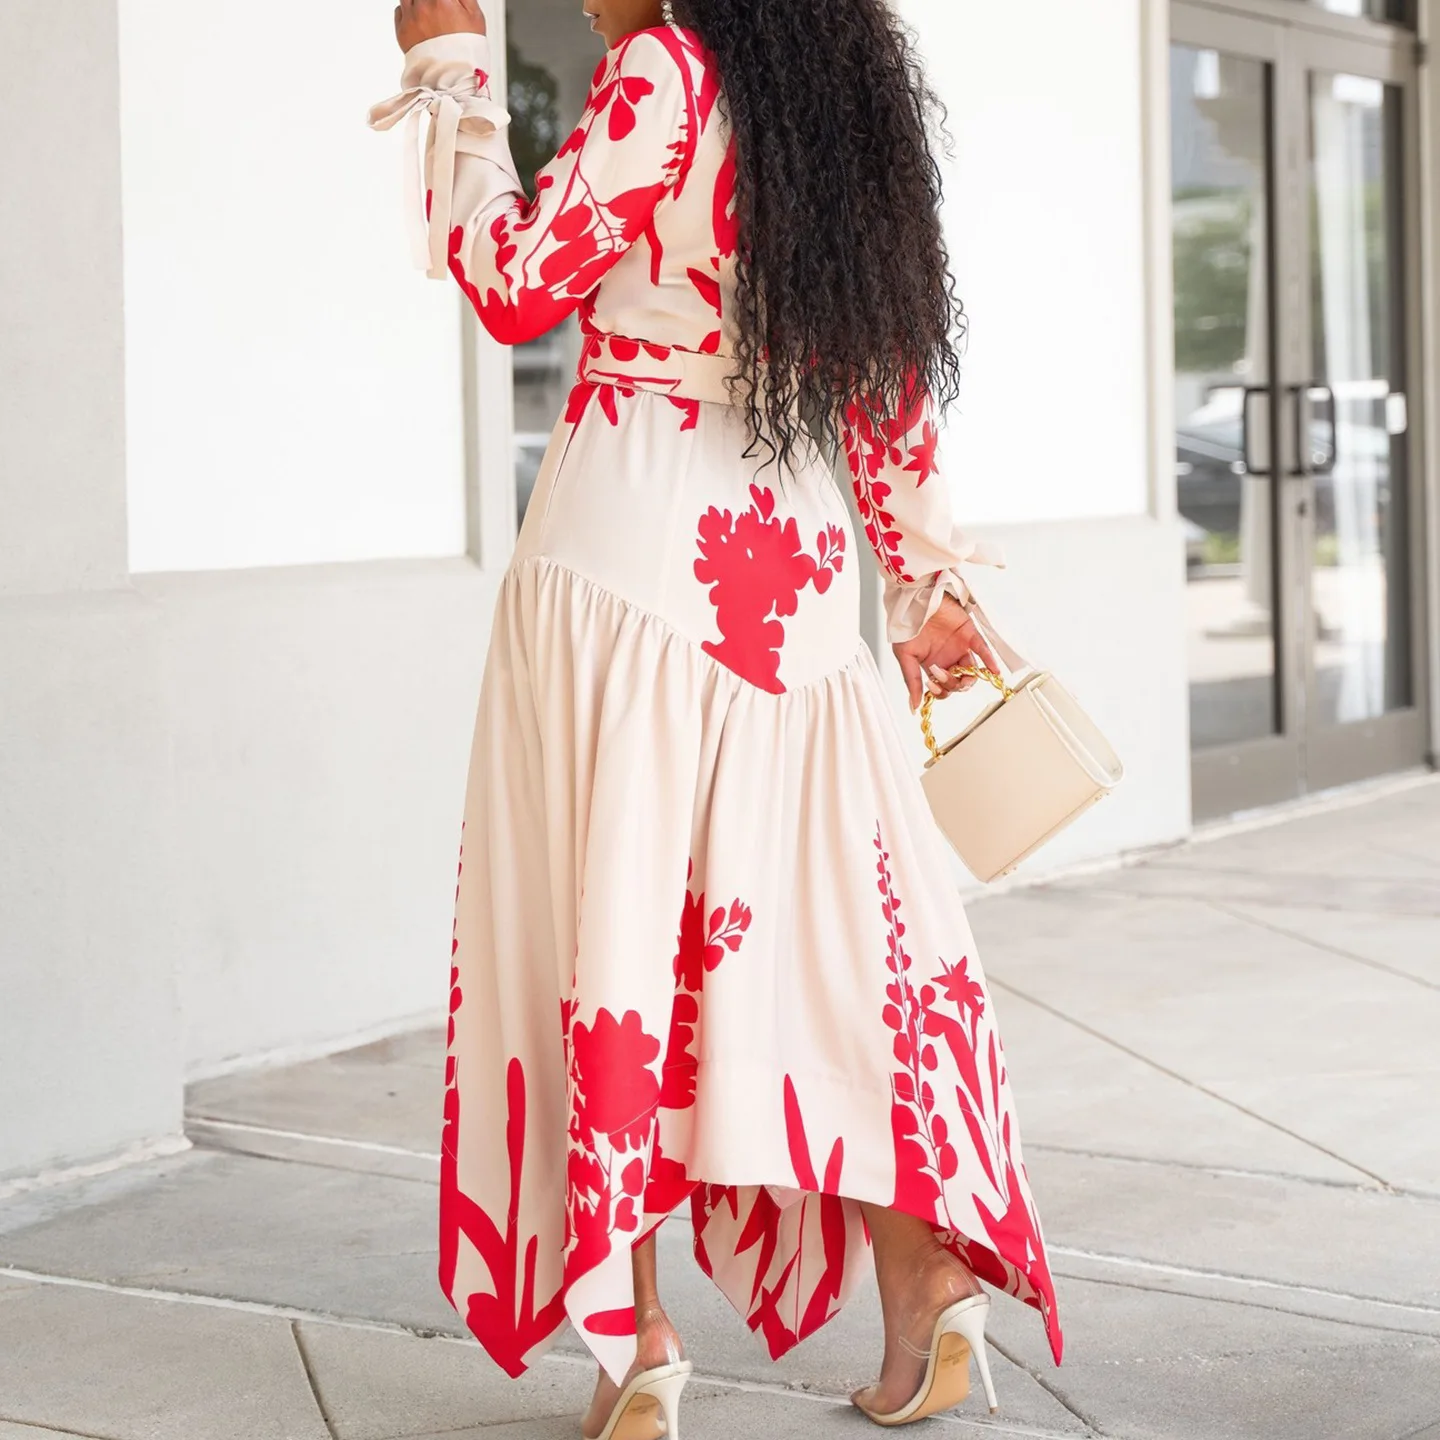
[
  {"x1": 972, "y1": 631, "x2": 1002, "y2": 675},
  {"x1": 897, "y1": 653, "x2": 926, "y2": 714},
  {"x1": 928, "y1": 664, "x2": 965, "y2": 698}
]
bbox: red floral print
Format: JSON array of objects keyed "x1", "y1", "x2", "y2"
[
  {"x1": 695, "y1": 484, "x2": 847, "y2": 693},
  {"x1": 390, "y1": 10, "x2": 1063, "y2": 1383},
  {"x1": 440, "y1": 840, "x2": 568, "y2": 1379},
  {"x1": 875, "y1": 826, "x2": 960, "y2": 1218},
  {"x1": 839, "y1": 373, "x2": 947, "y2": 586},
  {"x1": 445, "y1": 29, "x2": 703, "y2": 346},
  {"x1": 571, "y1": 1009, "x2": 662, "y2": 1149},
  {"x1": 658, "y1": 866, "x2": 751, "y2": 1111},
  {"x1": 873, "y1": 822, "x2": 1064, "y2": 1364},
  {"x1": 690, "y1": 1077, "x2": 852, "y2": 1362}
]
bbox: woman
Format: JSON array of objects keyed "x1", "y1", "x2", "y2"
[{"x1": 371, "y1": 0, "x2": 1062, "y2": 1434}]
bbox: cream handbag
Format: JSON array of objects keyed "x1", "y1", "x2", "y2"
[{"x1": 918, "y1": 601, "x2": 1124, "y2": 883}]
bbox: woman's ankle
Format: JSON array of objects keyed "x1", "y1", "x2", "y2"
[{"x1": 634, "y1": 1303, "x2": 684, "y2": 1369}]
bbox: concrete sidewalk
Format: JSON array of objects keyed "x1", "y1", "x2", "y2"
[{"x1": 3, "y1": 780, "x2": 1440, "y2": 1440}]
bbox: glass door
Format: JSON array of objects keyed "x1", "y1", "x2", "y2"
[
  {"x1": 1171, "y1": 2, "x2": 1426, "y2": 820},
  {"x1": 1292, "y1": 31, "x2": 1425, "y2": 788}
]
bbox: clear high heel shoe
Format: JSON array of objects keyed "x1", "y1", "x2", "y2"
[
  {"x1": 587, "y1": 1361, "x2": 691, "y2": 1440},
  {"x1": 853, "y1": 1284, "x2": 999, "y2": 1427},
  {"x1": 583, "y1": 1307, "x2": 691, "y2": 1440}
]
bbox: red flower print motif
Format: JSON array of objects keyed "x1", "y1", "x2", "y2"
[
  {"x1": 694, "y1": 485, "x2": 847, "y2": 694},
  {"x1": 933, "y1": 954, "x2": 985, "y2": 1020},
  {"x1": 673, "y1": 885, "x2": 752, "y2": 993},
  {"x1": 571, "y1": 1008, "x2": 662, "y2": 1149},
  {"x1": 660, "y1": 867, "x2": 752, "y2": 1107},
  {"x1": 651, "y1": 867, "x2": 751, "y2": 1197},
  {"x1": 904, "y1": 419, "x2": 940, "y2": 485},
  {"x1": 869, "y1": 823, "x2": 1064, "y2": 1365}
]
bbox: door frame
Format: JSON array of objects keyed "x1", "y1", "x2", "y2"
[{"x1": 1169, "y1": 0, "x2": 1435, "y2": 820}]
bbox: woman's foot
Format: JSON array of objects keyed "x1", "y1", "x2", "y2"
[
  {"x1": 580, "y1": 1304, "x2": 685, "y2": 1440},
  {"x1": 852, "y1": 1241, "x2": 983, "y2": 1420}
]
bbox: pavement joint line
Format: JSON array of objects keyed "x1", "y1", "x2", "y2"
[
  {"x1": 1022, "y1": 1141, "x2": 1399, "y2": 1195},
  {"x1": 1049, "y1": 871, "x2": 1440, "y2": 918},
  {"x1": 187, "y1": 1140, "x2": 440, "y2": 1189},
  {"x1": 982, "y1": 1334, "x2": 1106, "y2": 1437},
  {"x1": 1394, "y1": 1418, "x2": 1440, "y2": 1440},
  {"x1": 291, "y1": 1319, "x2": 341, "y2": 1440},
  {"x1": 15, "y1": 1252, "x2": 1432, "y2": 1337},
  {"x1": 1054, "y1": 1270, "x2": 1440, "y2": 1344},
  {"x1": 0, "y1": 1136, "x2": 191, "y2": 1204},
  {"x1": 186, "y1": 1117, "x2": 442, "y2": 1162},
  {"x1": 1050, "y1": 1246, "x2": 1440, "y2": 1319},
  {"x1": 1205, "y1": 897, "x2": 1440, "y2": 995},
  {"x1": 183, "y1": 1121, "x2": 1440, "y2": 1209},
  {"x1": 986, "y1": 974, "x2": 1395, "y2": 1190},
  {"x1": 1370, "y1": 842, "x2": 1440, "y2": 875},
  {"x1": 0, "y1": 1420, "x2": 120, "y2": 1440},
  {"x1": 0, "y1": 1266, "x2": 1088, "y2": 1439}
]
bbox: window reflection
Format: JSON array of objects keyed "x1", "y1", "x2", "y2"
[
  {"x1": 1298, "y1": 0, "x2": 1408, "y2": 21},
  {"x1": 505, "y1": 3, "x2": 603, "y2": 521},
  {"x1": 1172, "y1": 46, "x2": 1281, "y2": 751},
  {"x1": 1308, "y1": 74, "x2": 1412, "y2": 723}
]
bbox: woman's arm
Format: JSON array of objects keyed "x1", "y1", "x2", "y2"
[
  {"x1": 371, "y1": 19, "x2": 697, "y2": 345},
  {"x1": 840, "y1": 380, "x2": 1005, "y2": 709}
]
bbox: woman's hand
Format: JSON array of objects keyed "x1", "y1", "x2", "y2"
[
  {"x1": 893, "y1": 593, "x2": 1002, "y2": 714},
  {"x1": 395, "y1": 0, "x2": 487, "y2": 52}
]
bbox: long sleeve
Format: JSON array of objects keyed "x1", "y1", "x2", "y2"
[
  {"x1": 370, "y1": 29, "x2": 697, "y2": 346},
  {"x1": 840, "y1": 381, "x2": 1004, "y2": 645}
]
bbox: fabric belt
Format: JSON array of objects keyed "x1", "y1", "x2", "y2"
[{"x1": 577, "y1": 333, "x2": 743, "y2": 406}]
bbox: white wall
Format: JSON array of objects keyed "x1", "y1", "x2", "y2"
[
  {"x1": 141, "y1": 561, "x2": 496, "y2": 1077},
  {"x1": 902, "y1": 0, "x2": 1152, "y2": 526},
  {"x1": 871, "y1": 0, "x2": 1190, "y2": 863},
  {"x1": 117, "y1": 2, "x2": 468, "y2": 572},
  {"x1": 0, "y1": 0, "x2": 183, "y2": 1180}
]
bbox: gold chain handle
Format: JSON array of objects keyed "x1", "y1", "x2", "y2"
[{"x1": 919, "y1": 666, "x2": 1015, "y2": 762}]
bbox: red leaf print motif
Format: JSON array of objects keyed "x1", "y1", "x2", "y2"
[
  {"x1": 875, "y1": 826, "x2": 957, "y2": 1219},
  {"x1": 733, "y1": 1076, "x2": 851, "y2": 1359},
  {"x1": 649, "y1": 865, "x2": 751, "y2": 1210},
  {"x1": 843, "y1": 402, "x2": 914, "y2": 584},
  {"x1": 440, "y1": 836, "x2": 569, "y2": 1379},
  {"x1": 694, "y1": 486, "x2": 847, "y2": 694},
  {"x1": 871, "y1": 823, "x2": 1064, "y2": 1366},
  {"x1": 446, "y1": 31, "x2": 698, "y2": 347},
  {"x1": 688, "y1": 266, "x2": 722, "y2": 318}
]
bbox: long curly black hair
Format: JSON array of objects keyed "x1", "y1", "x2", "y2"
[{"x1": 673, "y1": 0, "x2": 966, "y2": 475}]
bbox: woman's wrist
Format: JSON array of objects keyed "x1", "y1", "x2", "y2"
[{"x1": 400, "y1": 30, "x2": 492, "y2": 92}]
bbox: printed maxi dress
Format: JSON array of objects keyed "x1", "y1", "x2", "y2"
[{"x1": 370, "y1": 21, "x2": 1063, "y2": 1386}]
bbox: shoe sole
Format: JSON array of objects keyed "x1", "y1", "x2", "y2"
[{"x1": 857, "y1": 1332, "x2": 973, "y2": 1427}]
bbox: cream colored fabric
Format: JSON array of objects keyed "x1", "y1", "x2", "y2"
[{"x1": 370, "y1": 25, "x2": 1062, "y2": 1389}]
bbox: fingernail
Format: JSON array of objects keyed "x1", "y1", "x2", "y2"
[{"x1": 928, "y1": 665, "x2": 949, "y2": 682}]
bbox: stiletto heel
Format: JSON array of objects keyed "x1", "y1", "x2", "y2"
[
  {"x1": 590, "y1": 1360, "x2": 692, "y2": 1440},
  {"x1": 646, "y1": 1367, "x2": 690, "y2": 1437},
  {"x1": 853, "y1": 1293, "x2": 998, "y2": 1427},
  {"x1": 946, "y1": 1295, "x2": 998, "y2": 1414}
]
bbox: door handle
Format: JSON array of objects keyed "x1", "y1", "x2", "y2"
[
  {"x1": 1241, "y1": 384, "x2": 1272, "y2": 477},
  {"x1": 1288, "y1": 382, "x2": 1338, "y2": 476}
]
